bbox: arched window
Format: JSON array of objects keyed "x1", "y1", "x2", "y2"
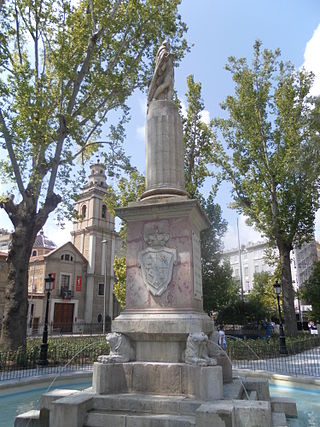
[
  {"x1": 102, "y1": 204, "x2": 107, "y2": 219},
  {"x1": 97, "y1": 313, "x2": 102, "y2": 323},
  {"x1": 32, "y1": 249, "x2": 37, "y2": 257},
  {"x1": 81, "y1": 205, "x2": 87, "y2": 219},
  {"x1": 61, "y1": 253, "x2": 73, "y2": 262}
]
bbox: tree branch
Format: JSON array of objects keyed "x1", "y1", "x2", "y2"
[{"x1": 0, "y1": 109, "x2": 26, "y2": 198}]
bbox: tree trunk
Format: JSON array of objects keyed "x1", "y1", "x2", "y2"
[
  {"x1": 278, "y1": 243, "x2": 298, "y2": 336},
  {"x1": 0, "y1": 192, "x2": 61, "y2": 351},
  {"x1": 0, "y1": 220, "x2": 38, "y2": 351}
]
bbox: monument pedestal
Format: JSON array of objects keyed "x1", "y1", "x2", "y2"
[{"x1": 113, "y1": 196, "x2": 212, "y2": 363}]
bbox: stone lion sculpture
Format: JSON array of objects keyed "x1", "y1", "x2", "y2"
[
  {"x1": 184, "y1": 332, "x2": 217, "y2": 366},
  {"x1": 98, "y1": 332, "x2": 135, "y2": 364}
]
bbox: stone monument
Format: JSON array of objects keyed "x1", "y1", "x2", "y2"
[{"x1": 16, "y1": 42, "x2": 297, "y2": 427}]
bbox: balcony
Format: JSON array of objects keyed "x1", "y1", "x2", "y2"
[{"x1": 60, "y1": 288, "x2": 73, "y2": 299}]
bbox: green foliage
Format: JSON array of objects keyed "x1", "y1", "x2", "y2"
[
  {"x1": 248, "y1": 271, "x2": 278, "y2": 318},
  {"x1": 0, "y1": 0, "x2": 188, "y2": 217},
  {"x1": 0, "y1": 336, "x2": 109, "y2": 369},
  {"x1": 106, "y1": 169, "x2": 145, "y2": 242},
  {"x1": 183, "y1": 75, "x2": 216, "y2": 199},
  {"x1": 302, "y1": 261, "x2": 320, "y2": 321},
  {"x1": 216, "y1": 300, "x2": 267, "y2": 325},
  {"x1": 213, "y1": 40, "x2": 320, "y2": 335},
  {"x1": 113, "y1": 255, "x2": 126, "y2": 309},
  {"x1": 201, "y1": 195, "x2": 240, "y2": 313},
  {"x1": 226, "y1": 335, "x2": 320, "y2": 360}
]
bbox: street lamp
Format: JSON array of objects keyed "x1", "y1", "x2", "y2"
[
  {"x1": 273, "y1": 280, "x2": 288, "y2": 355},
  {"x1": 38, "y1": 273, "x2": 54, "y2": 366}
]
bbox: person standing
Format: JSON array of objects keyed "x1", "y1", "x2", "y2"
[{"x1": 218, "y1": 325, "x2": 227, "y2": 350}]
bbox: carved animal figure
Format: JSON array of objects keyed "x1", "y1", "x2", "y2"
[
  {"x1": 184, "y1": 332, "x2": 217, "y2": 366},
  {"x1": 98, "y1": 332, "x2": 135, "y2": 364}
]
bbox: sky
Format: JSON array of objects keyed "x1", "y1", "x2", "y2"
[{"x1": 1, "y1": 0, "x2": 320, "y2": 249}]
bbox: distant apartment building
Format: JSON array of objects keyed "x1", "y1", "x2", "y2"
[
  {"x1": 223, "y1": 241, "x2": 274, "y2": 294},
  {"x1": 0, "y1": 229, "x2": 11, "y2": 253},
  {"x1": 224, "y1": 239, "x2": 318, "y2": 312}
]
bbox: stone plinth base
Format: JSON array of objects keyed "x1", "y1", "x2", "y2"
[
  {"x1": 93, "y1": 362, "x2": 223, "y2": 401},
  {"x1": 112, "y1": 311, "x2": 213, "y2": 362}
]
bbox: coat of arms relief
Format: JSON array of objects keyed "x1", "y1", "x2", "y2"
[{"x1": 138, "y1": 221, "x2": 177, "y2": 296}]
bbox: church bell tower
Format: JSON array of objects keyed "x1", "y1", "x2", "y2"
[{"x1": 71, "y1": 162, "x2": 116, "y2": 324}]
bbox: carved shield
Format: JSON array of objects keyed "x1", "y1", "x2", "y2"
[{"x1": 138, "y1": 247, "x2": 177, "y2": 296}]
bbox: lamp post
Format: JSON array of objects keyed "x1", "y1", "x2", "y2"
[
  {"x1": 38, "y1": 273, "x2": 54, "y2": 366},
  {"x1": 273, "y1": 280, "x2": 288, "y2": 355}
]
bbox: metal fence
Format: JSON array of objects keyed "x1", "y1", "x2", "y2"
[
  {"x1": 228, "y1": 335, "x2": 320, "y2": 377},
  {"x1": 0, "y1": 337, "x2": 109, "y2": 382},
  {"x1": 0, "y1": 335, "x2": 319, "y2": 382},
  {"x1": 28, "y1": 321, "x2": 111, "y2": 337}
]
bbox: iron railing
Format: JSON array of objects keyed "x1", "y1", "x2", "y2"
[
  {"x1": 0, "y1": 335, "x2": 319, "y2": 382},
  {"x1": 0, "y1": 337, "x2": 109, "y2": 381},
  {"x1": 228, "y1": 335, "x2": 320, "y2": 377},
  {"x1": 28, "y1": 321, "x2": 111, "y2": 336}
]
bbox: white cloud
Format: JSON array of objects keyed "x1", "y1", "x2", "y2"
[
  {"x1": 136, "y1": 125, "x2": 145, "y2": 140},
  {"x1": 138, "y1": 97, "x2": 147, "y2": 116},
  {"x1": 180, "y1": 100, "x2": 210, "y2": 125},
  {"x1": 180, "y1": 100, "x2": 187, "y2": 118},
  {"x1": 222, "y1": 214, "x2": 265, "y2": 250},
  {"x1": 303, "y1": 23, "x2": 320, "y2": 96},
  {"x1": 200, "y1": 110, "x2": 210, "y2": 125},
  {"x1": 44, "y1": 220, "x2": 73, "y2": 248}
]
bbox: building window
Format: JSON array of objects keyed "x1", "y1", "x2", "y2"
[
  {"x1": 60, "y1": 274, "x2": 71, "y2": 290},
  {"x1": 234, "y1": 268, "x2": 239, "y2": 277},
  {"x1": 32, "y1": 250, "x2": 37, "y2": 257},
  {"x1": 61, "y1": 253, "x2": 73, "y2": 262},
  {"x1": 102, "y1": 204, "x2": 107, "y2": 218},
  {"x1": 97, "y1": 314, "x2": 102, "y2": 323},
  {"x1": 98, "y1": 283, "x2": 104, "y2": 295},
  {"x1": 244, "y1": 266, "x2": 249, "y2": 276},
  {"x1": 254, "y1": 265, "x2": 259, "y2": 273},
  {"x1": 81, "y1": 205, "x2": 87, "y2": 219}
]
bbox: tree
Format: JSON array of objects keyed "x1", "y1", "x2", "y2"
[
  {"x1": 113, "y1": 255, "x2": 127, "y2": 309},
  {"x1": 0, "y1": 0, "x2": 188, "y2": 350},
  {"x1": 106, "y1": 169, "x2": 145, "y2": 241},
  {"x1": 201, "y1": 196, "x2": 239, "y2": 313},
  {"x1": 106, "y1": 169, "x2": 145, "y2": 308},
  {"x1": 248, "y1": 271, "x2": 278, "y2": 319},
  {"x1": 214, "y1": 41, "x2": 320, "y2": 335},
  {"x1": 302, "y1": 261, "x2": 320, "y2": 321},
  {"x1": 183, "y1": 75, "x2": 216, "y2": 199}
]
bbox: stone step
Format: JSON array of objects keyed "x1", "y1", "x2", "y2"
[
  {"x1": 223, "y1": 379, "x2": 244, "y2": 399},
  {"x1": 272, "y1": 411, "x2": 288, "y2": 427},
  {"x1": 91, "y1": 393, "x2": 200, "y2": 415},
  {"x1": 84, "y1": 410, "x2": 196, "y2": 427}
]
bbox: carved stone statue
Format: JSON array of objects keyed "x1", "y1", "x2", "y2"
[
  {"x1": 184, "y1": 332, "x2": 217, "y2": 366},
  {"x1": 97, "y1": 332, "x2": 135, "y2": 363},
  {"x1": 147, "y1": 40, "x2": 174, "y2": 105}
]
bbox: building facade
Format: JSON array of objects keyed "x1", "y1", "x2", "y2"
[
  {"x1": 25, "y1": 162, "x2": 121, "y2": 334},
  {"x1": 223, "y1": 241, "x2": 275, "y2": 295},
  {"x1": 224, "y1": 239, "x2": 318, "y2": 315}
]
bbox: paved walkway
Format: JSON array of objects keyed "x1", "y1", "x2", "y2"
[{"x1": 233, "y1": 346, "x2": 320, "y2": 378}]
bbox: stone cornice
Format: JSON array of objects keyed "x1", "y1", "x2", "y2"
[{"x1": 116, "y1": 198, "x2": 210, "y2": 232}]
